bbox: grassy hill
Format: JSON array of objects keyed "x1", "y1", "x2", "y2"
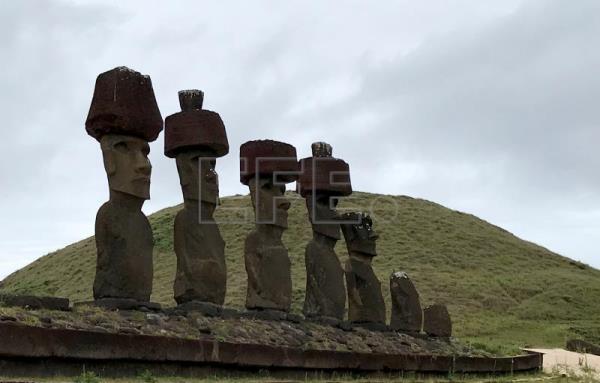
[{"x1": 1, "y1": 191, "x2": 599, "y2": 354}]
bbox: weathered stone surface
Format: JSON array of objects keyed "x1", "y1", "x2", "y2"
[
  {"x1": 300, "y1": 143, "x2": 349, "y2": 321},
  {"x1": 93, "y1": 192, "x2": 154, "y2": 302},
  {"x1": 77, "y1": 298, "x2": 161, "y2": 311},
  {"x1": 165, "y1": 91, "x2": 229, "y2": 306},
  {"x1": 423, "y1": 304, "x2": 452, "y2": 338},
  {"x1": 390, "y1": 271, "x2": 423, "y2": 333},
  {"x1": 164, "y1": 90, "x2": 229, "y2": 158},
  {"x1": 239, "y1": 140, "x2": 298, "y2": 184},
  {"x1": 244, "y1": 228, "x2": 292, "y2": 311},
  {"x1": 303, "y1": 239, "x2": 346, "y2": 319},
  {"x1": 0, "y1": 322, "x2": 543, "y2": 376},
  {"x1": 86, "y1": 67, "x2": 163, "y2": 142},
  {"x1": 341, "y1": 213, "x2": 386, "y2": 324},
  {"x1": 87, "y1": 67, "x2": 162, "y2": 304},
  {"x1": 174, "y1": 300, "x2": 221, "y2": 317},
  {"x1": 297, "y1": 157, "x2": 352, "y2": 197},
  {"x1": 173, "y1": 206, "x2": 226, "y2": 305},
  {"x1": 241, "y1": 140, "x2": 297, "y2": 312},
  {"x1": 0, "y1": 294, "x2": 69, "y2": 311}
]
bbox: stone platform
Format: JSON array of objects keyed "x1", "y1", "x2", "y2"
[{"x1": 0, "y1": 322, "x2": 542, "y2": 378}]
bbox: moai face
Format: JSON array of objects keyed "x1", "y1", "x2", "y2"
[
  {"x1": 341, "y1": 214, "x2": 379, "y2": 257},
  {"x1": 101, "y1": 134, "x2": 152, "y2": 200},
  {"x1": 306, "y1": 194, "x2": 341, "y2": 240},
  {"x1": 176, "y1": 148, "x2": 218, "y2": 205},
  {"x1": 249, "y1": 176, "x2": 290, "y2": 228}
]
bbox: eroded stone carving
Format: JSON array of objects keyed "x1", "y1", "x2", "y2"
[
  {"x1": 340, "y1": 212, "x2": 386, "y2": 324},
  {"x1": 240, "y1": 140, "x2": 298, "y2": 312},
  {"x1": 165, "y1": 90, "x2": 229, "y2": 306},
  {"x1": 390, "y1": 271, "x2": 423, "y2": 333},
  {"x1": 85, "y1": 67, "x2": 163, "y2": 303},
  {"x1": 298, "y1": 142, "x2": 351, "y2": 321},
  {"x1": 423, "y1": 304, "x2": 452, "y2": 338}
]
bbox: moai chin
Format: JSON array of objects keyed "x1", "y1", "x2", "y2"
[
  {"x1": 240, "y1": 140, "x2": 298, "y2": 312},
  {"x1": 85, "y1": 67, "x2": 163, "y2": 303},
  {"x1": 165, "y1": 90, "x2": 229, "y2": 306},
  {"x1": 298, "y1": 142, "x2": 351, "y2": 321},
  {"x1": 390, "y1": 271, "x2": 423, "y2": 333},
  {"x1": 340, "y1": 212, "x2": 386, "y2": 324}
]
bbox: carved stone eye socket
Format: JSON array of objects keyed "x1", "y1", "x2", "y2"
[{"x1": 114, "y1": 142, "x2": 128, "y2": 152}]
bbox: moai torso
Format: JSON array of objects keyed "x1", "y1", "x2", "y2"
[
  {"x1": 165, "y1": 90, "x2": 230, "y2": 306},
  {"x1": 173, "y1": 206, "x2": 226, "y2": 304},
  {"x1": 93, "y1": 198, "x2": 153, "y2": 301},
  {"x1": 341, "y1": 212, "x2": 386, "y2": 324},
  {"x1": 244, "y1": 227, "x2": 292, "y2": 310},
  {"x1": 303, "y1": 236, "x2": 346, "y2": 319}
]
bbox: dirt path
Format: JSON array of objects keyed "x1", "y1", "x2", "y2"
[{"x1": 525, "y1": 348, "x2": 600, "y2": 378}]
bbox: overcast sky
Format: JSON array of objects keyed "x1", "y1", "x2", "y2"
[{"x1": 0, "y1": 0, "x2": 598, "y2": 278}]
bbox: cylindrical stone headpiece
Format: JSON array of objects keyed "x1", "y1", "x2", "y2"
[
  {"x1": 239, "y1": 140, "x2": 298, "y2": 185},
  {"x1": 164, "y1": 90, "x2": 229, "y2": 158},
  {"x1": 298, "y1": 142, "x2": 352, "y2": 197},
  {"x1": 85, "y1": 66, "x2": 163, "y2": 142}
]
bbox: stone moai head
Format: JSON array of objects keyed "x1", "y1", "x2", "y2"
[
  {"x1": 85, "y1": 66, "x2": 163, "y2": 199},
  {"x1": 240, "y1": 140, "x2": 298, "y2": 228},
  {"x1": 340, "y1": 212, "x2": 379, "y2": 258},
  {"x1": 100, "y1": 134, "x2": 152, "y2": 199},
  {"x1": 165, "y1": 90, "x2": 229, "y2": 206},
  {"x1": 298, "y1": 142, "x2": 352, "y2": 240}
]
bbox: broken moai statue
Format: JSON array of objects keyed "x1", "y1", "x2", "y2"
[
  {"x1": 165, "y1": 90, "x2": 229, "y2": 306},
  {"x1": 85, "y1": 67, "x2": 163, "y2": 305},
  {"x1": 240, "y1": 140, "x2": 298, "y2": 312},
  {"x1": 390, "y1": 271, "x2": 423, "y2": 333},
  {"x1": 340, "y1": 212, "x2": 386, "y2": 325},
  {"x1": 298, "y1": 142, "x2": 351, "y2": 321},
  {"x1": 423, "y1": 303, "x2": 452, "y2": 338}
]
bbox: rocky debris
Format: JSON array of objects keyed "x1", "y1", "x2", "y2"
[
  {"x1": 0, "y1": 294, "x2": 70, "y2": 311},
  {"x1": 423, "y1": 304, "x2": 452, "y2": 338},
  {"x1": 389, "y1": 271, "x2": 423, "y2": 333},
  {"x1": 78, "y1": 298, "x2": 161, "y2": 311},
  {"x1": 171, "y1": 300, "x2": 222, "y2": 317}
]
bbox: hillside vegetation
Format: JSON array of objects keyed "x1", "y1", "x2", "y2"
[{"x1": 1, "y1": 191, "x2": 598, "y2": 354}]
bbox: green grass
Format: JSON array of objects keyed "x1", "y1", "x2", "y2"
[{"x1": 2, "y1": 191, "x2": 599, "y2": 353}]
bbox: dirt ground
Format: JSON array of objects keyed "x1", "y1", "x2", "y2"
[{"x1": 526, "y1": 348, "x2": 600, "y2": 378}]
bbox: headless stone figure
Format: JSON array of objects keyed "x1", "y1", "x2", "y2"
[
  {"x1": 240, "y1": 140, "x2": 298, "y2": 312},
  {"x1": 390, "y1": 271, "x2": 423, "y2": 333},
  {"x1": 85, "y1": 67, "x2": 163, "y2": 303},
  {"x1": 165, "y1": 90, "x2": 229, "y2": 305},
  {"x1": 299, "y1": 143, "x2": 351, "y2": 320},
  {"x1": 340, "y1": 212, "x2": 386, "y2": 324}
]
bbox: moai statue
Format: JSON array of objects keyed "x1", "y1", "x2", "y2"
[
  {"x1": 85, "y1": 67, "x2": 163, "y2": 305},
  {"x1": 390, "y1": 271, "x2": 423, "y2": 334},
  {"x1": 340, "y1": 212, "x2": 386, "y2": 325},
  {"x1": 423, "y1": 303, "x2": 452, "y2": 338},
  {"x1": 240, "y1": 140, "x2": 298, "y2": 312},
  {"x1": 165, "y1": 90, "x2": 229, "y2": 306},
  {"x1": 298, "y1": 142, "x2": 351, "y2": 321}
]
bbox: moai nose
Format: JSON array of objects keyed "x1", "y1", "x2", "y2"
[{"x1": 178, "y1": 89, "x2": 204, "y2": 112}]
